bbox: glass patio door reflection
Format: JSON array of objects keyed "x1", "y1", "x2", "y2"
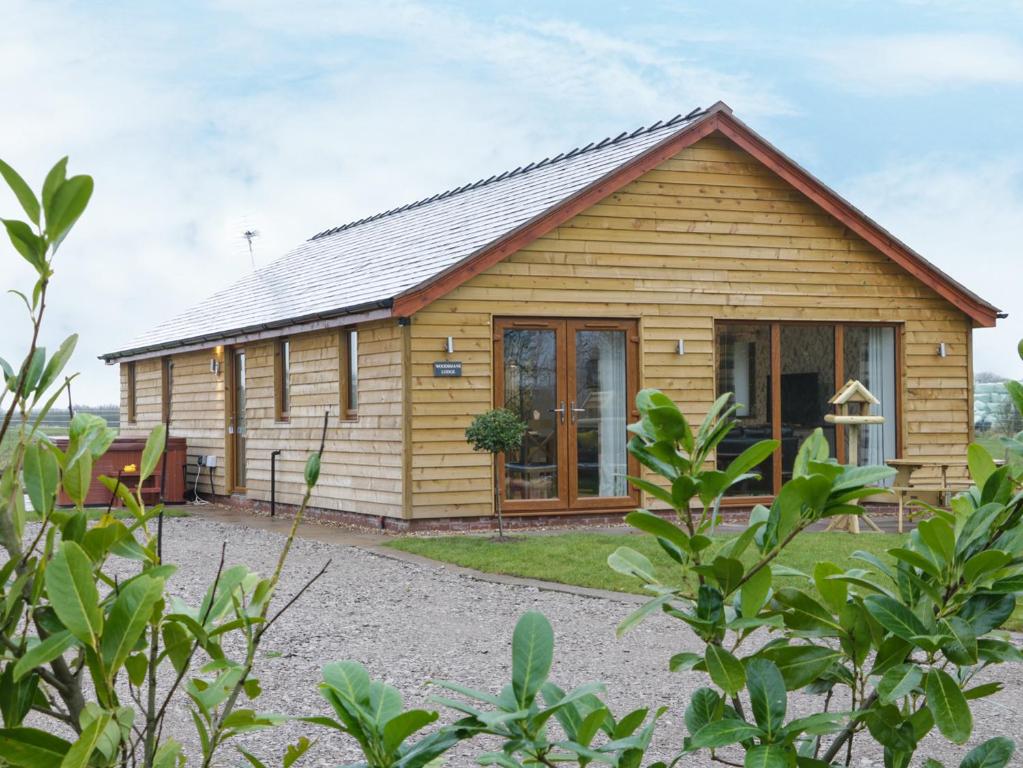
[
  {"x1": 499, "y1": 321, "x2": 566, "y2": 510},
  {"x1": 496, "y1": 318, "x2": 637, "y2": 513}
]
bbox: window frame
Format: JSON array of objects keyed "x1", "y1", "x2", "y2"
[
  {"x1": 126, "y1": 361, "x2": 137, "y2": 424},
  {"x1": 274, "y1": 338, "x2": 291, "y2": 423},
  {"x1": 161, "y1": 357, "x2": 174, "y2": 425},
  {"x1": 714, "y1": 319, "x2": 902, "y2": 502},
  {"x1": 339, "y1": 328, "x2": 359, "y2": 420}
]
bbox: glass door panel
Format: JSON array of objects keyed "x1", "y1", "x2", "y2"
[
  {"x1": 500, "y1": 326, "x2": 564, "y2": 505},
  {"x1": 571, "y1": 329, "x2": 629, "y2": 500},
  {"x1": 716, "y1": 324, "x2": 774, "y2": 495},
  {"x1": 780, "y1": 325, "x2": 835, "y2": 481}
]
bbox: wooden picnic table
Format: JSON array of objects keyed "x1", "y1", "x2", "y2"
[{"x1": 886, "y1": 458, "x2": 987, "y2": 532}]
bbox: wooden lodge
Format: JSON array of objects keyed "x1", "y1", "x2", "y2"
[{"x1": 101, "y1": 102, "x2": 1001, "y2": 529}]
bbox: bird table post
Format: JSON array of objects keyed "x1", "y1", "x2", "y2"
[{"x1": 824, "y1": 380, "x2": 886, "y2": 534}]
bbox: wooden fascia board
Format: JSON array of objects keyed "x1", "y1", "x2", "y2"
[
  {"x1": 712, "y1": 115, "x2": 1000, "y2": 328},
  {"x1": 390, "y1": 112, "x2": 726, "y2": 317}
]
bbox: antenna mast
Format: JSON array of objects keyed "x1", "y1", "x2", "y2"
[{"x1": 242, "y1": 229, "x2": 260, "y2": 269}]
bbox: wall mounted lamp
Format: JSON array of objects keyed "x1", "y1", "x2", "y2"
[
  {"x1": 677, "y1": 339, "x2": 685, "y2": 355},
  {"x1": 445, "y1": 336, "x2": 455, "y2": 354},
  {"x1": 937, "y1": 342, "x2": 948, "y2": 358}
]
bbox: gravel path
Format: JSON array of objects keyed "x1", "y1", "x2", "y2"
[{"x1": 80, "y1": 517, "x2": 1023, "y2": 765}]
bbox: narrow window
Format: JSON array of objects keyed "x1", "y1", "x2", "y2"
[
  {"x1": 161, "y1": 357, "x2": 174, "y2": 425},
  {"x1": 126, "y1": 361, "x2": 137, "y2": 424},
  {"x1": 340, "y1": 328, "x2": 358, "y2": 419},
  {"x1": 275, "y1": 339, "x2": 290, "y2": 422}
]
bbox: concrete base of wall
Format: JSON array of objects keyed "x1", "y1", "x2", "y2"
[{"x1": 206, "y1": 494, "x2": 902, "y2": 532}]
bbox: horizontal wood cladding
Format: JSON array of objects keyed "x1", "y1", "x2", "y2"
[
  {"x1": 408, "y1": 135, "x2": 975, "y2": 518},
  {"x1": 120, "y1": 359, "x2": 162, "y2": 433},
  {"x1": 236, "y1": 321, "x2": 404, "y2": 516},
  {"x1": 118, "y1": 354, "x2": 227, "y2": 497},
  {"x1": 117, "y1": 321, "x2": 404, "y2": 516}
]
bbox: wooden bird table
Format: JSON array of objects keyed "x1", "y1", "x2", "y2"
[{"x1": 824, "y1": 380, "x2": 885, "y2": 534}]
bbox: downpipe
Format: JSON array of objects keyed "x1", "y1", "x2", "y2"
[{"x1": 270, "y1": 449, "x2": 282, "y2": 517}]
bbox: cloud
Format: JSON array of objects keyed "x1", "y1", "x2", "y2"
[
  {"x1": 840, "y1": 156, "x2": 1023, "y2": 379},
  {"x1": 5, "y1": 0, "x2": 1019, "y2": 412},
  {"x1": 0, "y1": 0, "x2": 788, "y2": 404},
  {"x1": 815, "y1": 33, "x2": 1023, "y2": 91}
]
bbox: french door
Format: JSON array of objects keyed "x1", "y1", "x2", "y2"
[{"x1": 494, "y1": 318, "x2": 639, "y2": 513}]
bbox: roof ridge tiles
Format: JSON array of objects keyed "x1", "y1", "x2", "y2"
[{"x1": 308, "y1": 107, "x2": 706, "y2": 240}]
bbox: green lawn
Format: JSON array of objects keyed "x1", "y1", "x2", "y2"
[
  {"x1": 387, "y1": 530, "x2": 906, "y2": 596},
  {"x1": 387, "y1": 529, "x2": 1023, "y2": 630}
]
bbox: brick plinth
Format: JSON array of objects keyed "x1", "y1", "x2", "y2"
[{"x1": 204, "y1": 495, "x2": 900, "y2": 532}]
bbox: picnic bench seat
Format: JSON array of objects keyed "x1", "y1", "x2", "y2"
[{"x1": 886, "y1": 459, "x2": 979, "y2": 533}]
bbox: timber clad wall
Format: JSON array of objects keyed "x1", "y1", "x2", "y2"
[
  {"x1": 408, "y1": 135, "x2": 972, "y2": 518},
  {"x1": 120, "y1": 320, "x2": 404, "y2": 516},
  {"x1": 240, "y1": 322, "x2": 403, "y2": 516},
  {"x1": 120, "y1": 360, "x2": 162, "y2": 433}
]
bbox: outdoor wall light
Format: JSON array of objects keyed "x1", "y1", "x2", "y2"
[
  {"x1": 937, "y1": 342, "x2": 948, "y2": 358},
  {"x1": 210, "y1": 357, "x2": 221, "y2": 375},
  {"x1": 445, "y1": 336, "x2": 455, "y2": 354},
  {"x1": 677, "y1": 339, "x2": 685, "y2": 355}
]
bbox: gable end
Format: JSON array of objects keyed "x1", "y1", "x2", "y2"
[{"x1": 392, "y1": 109, "x2": 999, "y2": 327}]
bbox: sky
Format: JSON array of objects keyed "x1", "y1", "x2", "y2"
[{"x1": 1, "y1": 0, "x2": 1022, "y2": 404}]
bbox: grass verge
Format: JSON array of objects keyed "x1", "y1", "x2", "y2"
[{"x1": 387, "y1": 529, "x2": 1023, "y2": 630}]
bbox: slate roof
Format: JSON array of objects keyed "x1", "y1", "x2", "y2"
[{"x1": 102, "y1": 108, "x2": 711, "y2": 360}]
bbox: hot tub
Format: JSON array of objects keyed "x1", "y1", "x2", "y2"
[{"x1": 54, "y1": 435, "x2": 187, "y2": 507}]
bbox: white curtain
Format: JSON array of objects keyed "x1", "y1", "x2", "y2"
[
  {"x1": 864, "y1": 327, "x2": 897, "y2": 475},
  {"x1": 597, "y1": 332, "x2": 628, "y2": 497}
]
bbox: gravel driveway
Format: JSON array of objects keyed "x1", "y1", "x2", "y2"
[{"x1": 96, "y1": 516, "x2": 1023, "y2": 766}]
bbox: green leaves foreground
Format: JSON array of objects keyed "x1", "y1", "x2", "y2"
[
  {"x1": 309, "y1": 612, "x2": 664, "y2": 768},
  {"x1": 606, "y1": 386, "x2": 1023, "y2": 768}
]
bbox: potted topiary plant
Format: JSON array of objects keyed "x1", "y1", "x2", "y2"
[{"x1": 465, "y1": 408, "x2": 527, "y2": 539}]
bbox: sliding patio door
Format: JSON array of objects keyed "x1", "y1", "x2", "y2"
[
  {"x1": 779, "y1": 325, "x2": 836, "y2": 482},
  {"x1": 495, "y1": 318, "x2": 638, "y2": 513},
  {"x1": 843, "y1": 326, "x2": 898, "y2": 472},
  {"x1": 716, "y1": 321, "x2": 900, "y2": 499}
]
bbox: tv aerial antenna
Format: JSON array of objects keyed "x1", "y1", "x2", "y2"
[{"x1": 242, "y1": 229, "x2": 260, "y2": 270}]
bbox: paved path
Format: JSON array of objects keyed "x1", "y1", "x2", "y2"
[{"x1": 144, "y1": 511, "x2": 1017, "y2": 767}]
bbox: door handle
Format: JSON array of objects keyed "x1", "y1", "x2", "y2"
[
  {"x1": 569, "y1": 401, "x2": 585, "y2": 423},
  {"x1": 549, "y1": 401, "x2": 565, "y2": 424}
]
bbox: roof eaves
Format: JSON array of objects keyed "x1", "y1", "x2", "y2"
[{"x1": 100, "y1": 298, "x2": 394, "y2": 362}]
